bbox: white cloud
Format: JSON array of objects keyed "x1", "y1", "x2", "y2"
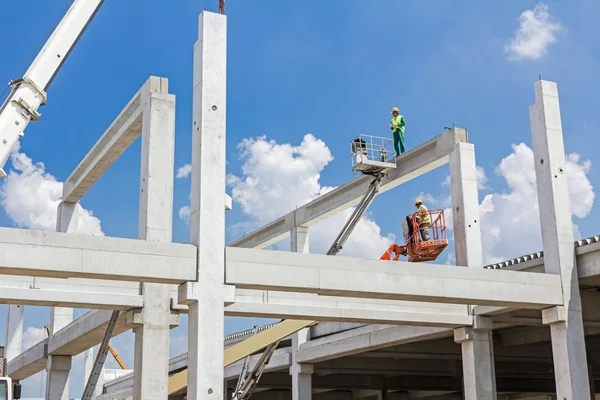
[
  {"x1": 479, "y1": 143, "x2": 593, "y2": 263},
  {"x1": 176, "y1": 164, "x2": 192, "y2": 179},
  {"x1": 227, "y1": 134, "x2": 395, "y2": 258},
  {"x1": 505, "y1": 2, "x2": 563, "y2": 61},
  {"x1": 417, "y1": 143, "x2": 594, "y2": 265},
  {"x1": 178, "y1": 205, "x2": 191, "y2": 224},
  {"x1": 0, "y1": 148, "x2": 104, "y2": 235},
  {"x1": 22, "y1": 326, "x2": 47, "y2": 351}
]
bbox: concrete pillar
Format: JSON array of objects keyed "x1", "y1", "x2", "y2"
[
  {"x1": 4, "y1": 304, "x2": 24, "y2": 361},
  {"x1": 131, "y1": 76, "x2": 178, "y2": 400},
  {"x1": 180, "y1": 11, "x2": 228, "y2": 400},
  {"x1": 449, "y1": 140, "x2": 483, "y2": 268},
  {"x1": 450, "y1": 140, "x2": 496, "y2": 399},
  {"x1": 454, "y1": 317, "x2": 496, "y2": 400},
  {"x1": 530, "y1": 80, "x2": 591, "y2": 399},
  {"x1": 45, "y1": 201, "x2": 77, "y2": 400},
  {"x1": 83, "y1": 347, "x2": 93, "y2": 388},
  {"x1": 83, "y1": 345, "x2": 104, "y2": 397},
  {"x1": 290, "y1": 225, "x2": 313, "y2": 400}
]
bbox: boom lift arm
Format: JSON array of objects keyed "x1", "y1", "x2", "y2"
[
  {"x1": 327, "y1": 173, "x2": 383, "y2": 256},
  {"x1": 0, "y1": 0, "x2": 105, "y2": 178},
  {"x1": 233, "y1": 174, "x2": 386, "y2": 398}
]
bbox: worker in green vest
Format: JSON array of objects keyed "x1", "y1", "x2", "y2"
[
  {"x1": 415, "y1": 199, "x2": 430, "y2": 241},
  {"x1": 390, "y1": 107, "x2": 406, "y2": 156}
]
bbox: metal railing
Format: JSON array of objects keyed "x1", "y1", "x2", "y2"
[
  {"x1": 350, "y1": 134, "x2": 396, "y2": 170},
  {"x1": 404, "y1": 209, "x2": 447, "y2": 246}
]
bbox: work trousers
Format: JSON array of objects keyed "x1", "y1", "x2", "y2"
[
  {"x1": 393, "y1": 129, "x2": 405, "y2": 155},
  {"x1": 419, "y1": 222, "x2": 431, "y2": 241}
]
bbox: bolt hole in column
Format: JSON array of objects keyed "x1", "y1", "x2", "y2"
[
  {"x1": 212, "y1": 105, "x2": 218, "y2": 111},
  {"x1": 57, "y1": 54, "x2": 61, "y2": 58},
  {"x1": 540, "y1": 158, "x2": 544, "y2": 164}
]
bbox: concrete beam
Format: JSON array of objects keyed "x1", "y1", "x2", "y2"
[
  {"x1": 7, "y1": 310, "x2": 130, "y2": 380},
  {"x1": 225, "y1": 247, "x2": 563, "y2": 308},
  {"x1": 0, "y1": 227, "x2": 196, "y2": 283},
  {"x1": 297, "y1": 324, "x2": 454, "y2": 364},
  {"x1": 0, "y1": 285, "x2": 142, "y2": 309},
  {"x1": 225, "y1": 348, "x2": 291, "y2": 380},
  {"x1": 227, "y1": 289, "x2": 472, "y2": 327},
  {"x1": 62, "y1": 76, "x2": 167, "y2": 203},
  {"x1": 476, "y1": 237, "x2": 600, "y2": 317},
  {"x1": 229, "y1": 128, "x2": 467, "y2": 249},
  {"x1": 6, "y1": 339, "x2": 48, "y2": 380}
]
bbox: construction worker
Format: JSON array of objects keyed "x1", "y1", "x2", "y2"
[
  {"x1": 414, "y1": 199, "x2": 430, "y2": 241},
  {"x1": 390, "y1": 107, "x2": 406, "y2": 156}
]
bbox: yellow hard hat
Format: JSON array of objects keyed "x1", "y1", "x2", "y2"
[
  {"x1": 391, "y1": 107, "x2": 399, "y2": 113},
  {"x1": 415, "y1": 199, "x2": 422, "y2": 205}
]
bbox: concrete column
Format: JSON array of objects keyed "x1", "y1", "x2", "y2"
[
  {"x1": 181, "y1": 11, "x2": 228, "y2": 400},
  {"x1": 4, "y1": 304, "x2": 24, "y2": 361},
  {"x1": 290, "y1": 226, "x2": 312, "y2": 400},
  {"x1": 83, "y1": 347, "x2": 93, "y2": 388},
  {"x1": 454, "y1": 317, "x2": 496, "y2": 400},
  {"x1": 45, "y1": 201, "x2": 77, "y2": 400},
  {"x1": 449, "y1": 140, "x2": 483, "y2": 268},
  {"x1": 83, "y1": 345, "x2": 104, "y2": 397},
  {"x1": 131, "y1": 76, "x2": 178, "y2": 400},
  {"x1": 530, "y1": 80, "x2": 591, "y2": 399},
  {"x1": 450, "y1": 140, "x2": 496, "y2": 399}
]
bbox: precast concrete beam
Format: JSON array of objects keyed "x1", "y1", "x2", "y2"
[
  {"x1": 225, "y1": 247, "x2": 563, "y2": 308},
  {"x1": 6, "y1": 339, "x2": 48, "y2": 380},
  {"x1": 225, "y1": 348, "x2": 291, "y2": 380},
  {"x1": 48, "y1": 310, "x2": 129, "y2": 356},
  {"x1": 62, "y1": 76, "x2": 168, "y2": 203},
  {"x1": 0, "y1": 227, "x2": 197, "y2": 283},
  {"x1": 229, "y1": 128, "x2": 468, "y2": 249},
  {"x1": 0, "y1": 286, "x2": 142, "y2": 309},
  {"x1": 6, "y1": 310, "x2": 130, "y2": 380},
  {"x1": 297, "y1": 324, "x2": 454, "y2": 364},
  {"x1": 227, "y1": 289, "x2": 472, "y2": 327}
]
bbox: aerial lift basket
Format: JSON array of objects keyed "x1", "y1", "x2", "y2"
[
  {"x1": 402, "y1": 209, "x2": 448, "y2": 262},
  {"x1": 351, "y1": 134, "x2": 397, "y2": 176}
]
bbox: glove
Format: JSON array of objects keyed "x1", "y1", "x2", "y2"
[{"x1": 392, "y1": 122, "x2": 398, "y2": 129}]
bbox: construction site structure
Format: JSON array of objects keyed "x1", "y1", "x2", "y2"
[{"x1": 0, "y1": 2, "x2": 595, "y2": 400}]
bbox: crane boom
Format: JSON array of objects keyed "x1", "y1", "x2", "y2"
[{"x1": 0, "y1": 0, "x2": 104, "y2": 177}]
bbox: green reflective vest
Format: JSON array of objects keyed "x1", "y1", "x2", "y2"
[
  {"x1": 391, "y1": 115, "x2": 405, "y2": 133},
  {"x1": 417, "y1": 204, "x2": 430, "y2": 224}
]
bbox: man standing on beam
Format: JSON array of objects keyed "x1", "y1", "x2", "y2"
[{"x1": 390, "y1": 107, "x2": 406, "y2": 156}]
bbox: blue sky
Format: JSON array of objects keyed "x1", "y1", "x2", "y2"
[{"x1": 1, "y1": 0, "x2": 599, "y2": 397}]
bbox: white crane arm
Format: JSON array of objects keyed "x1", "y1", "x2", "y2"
[{"x1": 0, "y1": 0, "x2": 104, "y2": 177}]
